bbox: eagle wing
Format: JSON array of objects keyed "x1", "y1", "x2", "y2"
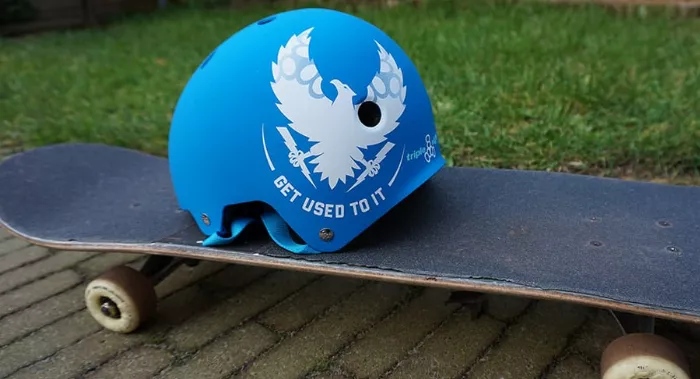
[
  {"x1": 354, "y1": 41, "x2": 407, "y2": 149},
  {"x1": 271, "y1": 28, "x2": 330, "y2": 143}
]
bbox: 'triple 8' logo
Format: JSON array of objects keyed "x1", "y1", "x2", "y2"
[{"x1": 406, "y1": 133, "x2": 437, "y2": 163}]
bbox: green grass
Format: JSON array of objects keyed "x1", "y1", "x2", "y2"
[{"x1": 1, "y1": 0, "x2": 699, "y2": 182}]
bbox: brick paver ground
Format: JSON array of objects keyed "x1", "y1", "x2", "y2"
[{"x1": 0, "y1": 227, "x2": 698, "y2": 379}]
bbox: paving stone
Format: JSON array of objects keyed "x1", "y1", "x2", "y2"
[
  {"x1": 199, "y1": 264, "x2": 271, "y2": 292},
  {"x1": 0, "y1": 246, "x2": 50, "y2": 275},
  {"x1": 546, "y1": 355, "x2": 597, "y2": 379},
  {"x1": 0, "y1": 286, "x2": 85, "y2": 346},
  {"x1": 307, "y1": 371, "x2": 352, "y2": 379},
  {"x1": 155, "y1": 260, "x2": 227, "y2": 298},
  {"x1": 145, "y1": 265, "x2": 269, "y2": 337},
  {"x1": 0, "y1": 237, "x2": 28, "y2": 254},
  {"x1": 0, "y1": 270, "x2": 81, "y2": 318},
  {"x1": 485, "y1": 293, "x2": 532, "y2": 321},
  {"x1": 84, "y1": 346, "x2": 173, "y2": 379},
  {"x1": 235, "y1": 282, "x2": 412, "y2": 379},
  {"x1": 386, "y1": 311, "x2": 505, "y2": 379},
  {"x1": 0, "y1": 250, "x2": 97, "y2": 294},
  {"x1": 75, "y1": 252, "x2": 143, "y2": 278},
  {"x1": 8, "y1": 328, "x2": 149, "y2": 379},
  {"x1": 166, "y1": 270, "x2": 317, "y2": 351},
  {"x1": 466, "y1": 301, "x2": 591, "y2": 379},
  {"x1": 188, "y1": 263, "x2": 271, "y2": 298},
  {"x1": 150, "y1": 284, "x2": 219, "y2": 333},
  {"x1": 569, "y1": 309, "x2": 621, "y2": 363},
  {"x1": 0, "y1": 311, "x2": 101, "y2": 378},
  {"x1": 258, "y1": 275, "x2": 364, "y2": 333},
  {"x1": 338, "y1": 287, "x2": 460, "y2": 378},
  {"x1": 156, "y1": 322, "x2": 278, "y2": 379}
]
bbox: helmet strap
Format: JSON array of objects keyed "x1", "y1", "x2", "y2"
[
  {"x1": 259, "y1": 210, "x2": 321, "y2": 255},
  {"x1": 201, "y1": 217, "x2": 254, "y2": 247},
  {"x1": 201, "y1": 210, "x2": 321, "y2": 255}
]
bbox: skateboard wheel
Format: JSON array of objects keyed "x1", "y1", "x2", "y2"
[
  {"x1": 84, "y1": 265, "x2": 157, "y2": 333},
  {"x1": 600, "y1": 333, "x2": 690, "y2": 379}
]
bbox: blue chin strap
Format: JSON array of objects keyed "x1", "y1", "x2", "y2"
[{"x1": 201, "y1": 210, "x2": 321, "y2": 255}]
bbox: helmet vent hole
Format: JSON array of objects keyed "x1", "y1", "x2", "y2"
[
  {"x1": 257, "y1": 16, "x2": 276, "y2": 25},
  {"x1": 358, "y1": 101, "x2": 381, "y2": 128}
]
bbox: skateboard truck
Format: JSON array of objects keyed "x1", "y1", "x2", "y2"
[
  {"x1": 445, "y1": 291, "x2": 486, "y2": 320},
  {"x1": 139, "y1": 255, "x2": 199, "y2": 285},
  {"x1": 610, "y1": 310, "x2": 656, "y2": 335}
]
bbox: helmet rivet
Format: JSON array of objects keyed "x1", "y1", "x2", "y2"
[
  {"x1": 319, "y1": 228, "x2": 334, "y2": 242},
  {"x1": 201, "y1": 213, "x2": 211, "y2": 226}
]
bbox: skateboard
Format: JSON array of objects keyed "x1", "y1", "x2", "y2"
[{"x1": 0, "y1": 143, "x2": 697, "y2": 378}]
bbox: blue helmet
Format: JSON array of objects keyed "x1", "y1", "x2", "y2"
[{"x1": 168, "y1": 7, "x2": 445, "y2": 254}]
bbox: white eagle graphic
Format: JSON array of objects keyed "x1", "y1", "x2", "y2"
[{"x1": 270, "y1": 27, "x2": 406, "y2": 191}]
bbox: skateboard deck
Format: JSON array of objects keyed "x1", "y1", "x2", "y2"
[{"x1": 1, "y1": 143, "x2": 699, "y2": 324}]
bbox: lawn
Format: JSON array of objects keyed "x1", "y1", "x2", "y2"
[{"x1": 1, "y1": 0, "x2": 699, "y2": 183}]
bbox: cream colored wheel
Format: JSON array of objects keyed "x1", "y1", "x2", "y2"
[
  {"x1": 84, "y1": 265, "x2": 157, "y2": 333},
  {"x1": 601, "y1": 333, "x2": 690, "y2": 379}
]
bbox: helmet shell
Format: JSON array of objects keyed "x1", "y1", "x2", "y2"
[{"x1": 169, "y1": 7, "x2": 445, "y2": 252}]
